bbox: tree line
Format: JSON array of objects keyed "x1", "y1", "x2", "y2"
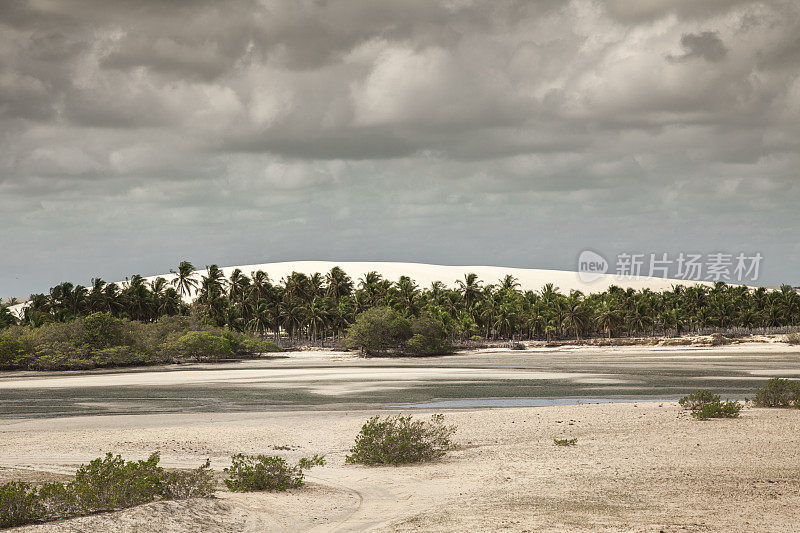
[{"x1": 2, "y1": 261, "x2": 799, "y2": 342}]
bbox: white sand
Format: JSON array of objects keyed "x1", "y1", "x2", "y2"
[
  {"x1": 150, "y1": 260, "x2": 713, "y2": 296},
  {"x1": 8, "y1": 261, "x2": 715, "y2": 316},
  {"x1": 3, "y1": 403, "x2": 800, "y2": 532}
]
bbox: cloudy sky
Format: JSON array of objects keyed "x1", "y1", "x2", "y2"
[{"x1": 1, "y1": 0, "x2": 799, "y2": 296}]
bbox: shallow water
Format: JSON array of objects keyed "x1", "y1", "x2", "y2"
[{"x1": 0, "y1": 346, "x2": 795, "y2": 418}]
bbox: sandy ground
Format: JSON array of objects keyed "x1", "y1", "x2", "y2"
[{"x1": 2, "y1": 402, "x2": 800, "y2": 532}]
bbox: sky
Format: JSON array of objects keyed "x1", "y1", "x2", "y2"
[{"x1": 1, "y1": 0, "x2": 799, "y2": 297}]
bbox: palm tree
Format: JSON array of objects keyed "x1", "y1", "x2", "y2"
[
  {"x1": 456, "y1": 273, "x2": 482, "y2": 310},
  {"x1": 306, "y1": 297, "x2": 330, "y2": 343},
  {"x1": 561, "y1": 298, "x2": 589, "y2": 340},
  {"x1": 595, "y1": 301, "x2": 621, "y2": 338},
  {"x1": 249, "y1": 270, "x2": 272, "y2": 300},
  {"x1": 199, "y1": 265, "x2": 226, "y2": 301},
  {"x1": 500, "y1": 275, "x2": 520, "y2": 292},
  {"x1": 123, "y1": 275, "x2": 152, "y2": 321},
  {"x1": 359, "y1": 271, "x2": 384, "y2": 308},
  {"x1": 325, "y1": 267, "x2": 353, "y2": 304},
  {"x1": 394, "y1": 276, "x2": 420, "y2": 316},
  {"x1": 228, "y1": 269, "x2": 250, "y2": 304},
  {"x1": 0, "y1": 306, "x2": 16, "y2": 328},
  {"x1": 280, "y1": 300, "x2": 305, "y2": 341},
  {"x1": 248, "y1": 299, "x2": 273, "y2": 338},
  {"x1": 170, "y1": 261, "x2": 198, "y2": 300}
]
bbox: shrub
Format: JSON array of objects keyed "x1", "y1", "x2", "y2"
[
  {"x1": 70, "y1": 452, "x2": 165, "y2": 512},
  {"x1": 709, "y1": 333, "x2": 733, "y2": 346},
  {"x1": 37, "y1": 481, "x2": 78, "y2": 519},
  {"x1": 0, "y1": 481, "x2": 44, "y2": 528},
  {"x1": 91, "y1": 346, "x2": 150, "y2": 367},
  {"x1": 0, "y1": 335, "x2": 21, "y2": 369},
  {"x1": 174, "y1": 332, "x2": 233, "y2": 361},
  {"x1": 691, "y1": 399, "x2": 742, "y2": 420},
  {"x1": 554, "y1": 438, "x2": 577, "y2": 446},
  {"x1": 27, "y1": 342, "x2": 94, "y2": 371},
  {"x1": 160, "y1": 460, "x2": 215, "y2": 500},
  {"x1": 345, "y1": 414, "x2": 456, "y2": 465},
  {"x1": 679, "y1": 390, "x2": 720, "y2": 410},
  {"x1": 224, "y1": 332, "x2": 282, "y2": 355},
  {"x1": 79, "y1": 313, "x2": 125, "y2": 349},
  {"x1": 0, "y1": 312, "x2": 280, "y2": 371},
  {"x1": 785, "y1": 333, "x2": 800, "y2": 345},
  {"x1": 0, "y1": 452, "x2": 216, "y2": 528},
  {"x1": 754, "y1": 377, "x2": 800, "y2": 408},
  {"x1": 344, "y1": 307, "x2": 412, "y2": 356},
  {"x1": 403, "y1": 316, "x2": 453, "y2": 356},
  {"x1": 224, "y1": 454, "x2": 325, "y2": 492}
]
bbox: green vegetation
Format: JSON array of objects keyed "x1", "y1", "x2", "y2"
[
  {"x1": 0, "y1": 452, "x2": 214, "y2": 529},
  {"x1": 345, "y1": 414, "x2": 456, "y2": 465},
  {"x1": 343, "y1": 307, "x2": 453, "y2": 356},
  {"x1": 553, "y1": 437, "x2": 578, "y2": 446},
  {"x1": 680, "y1": 389, "x2": 742, "y2": 419},
  {"x1": 753, "y1": 378, "x2": 800, "y2": 408},
  {"x1": 2, "y1": 262, "x2": 799, "y2": 367},
  {"x1": 679, "y1": 390, "x2": 720, "y2": 410},
  {"x1": 223, "y1": 454, "x2": 325, "y2": 492},
  {"x1": 0, "y1": 313, "x2": 280, "y2": 371},
  {"x1": 691, "y1": 399, "x2": 742, "y2": 420},
  {"x1": 0, "y1": 482, "x2": 41, "y2": 529},
  {"x1": 785, "y1": 332, "x2": 800, "y2": 345}
]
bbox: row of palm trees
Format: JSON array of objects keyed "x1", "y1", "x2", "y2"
[{"x1": 5, "y1": 262, "x2": 800, "y2": 342}]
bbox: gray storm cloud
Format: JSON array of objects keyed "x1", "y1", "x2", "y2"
[{"x1": 1, "y1": 0, "x2": 799, "y2": 296}]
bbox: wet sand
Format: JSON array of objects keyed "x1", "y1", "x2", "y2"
[{"x1": 2, "y1": 342, "x2": 799, "y2": 418}]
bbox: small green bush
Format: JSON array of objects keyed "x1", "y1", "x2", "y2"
[
  {"x1": 554, "y1": 438, "x2": 577, "y2": 446},
  {"x1": 344, "y1": 307, "x2": 412, "y2": 356},
  {"x1": 160, "y1": 460, "x2": 215, "y2": 500},
  {"x1": 345, "y1": 414, "x2": 456, "y2": 465},
  {"x1": 224, "y1": 332, "x2": 282, "y2": 355},
  {"x1": 0, "y1": 481, "x2": 44, "y2": 528},
  {"x1": 91, "y1": 346, "x2": 150, "y2": 367},
  {"x1": 71, "y1": 452, "x2": 165, "y2": 512},
  {"x1": 28, "y1": 342, "x2": 93, "y2": 370},
  {"x1": 37, "y1": 481, "x2": 78, "y2": 519},
  {"x1": 403, "y1": 316, "x2": 453, "y2": 356},
  {"x1": 784, "y1": 332, "x2": 800, "y2": 345},
  {"x1": 754, "y1": 377, "x2": 800, "y2": 408},
  {"x1": 0, "y1": 452, "x2": 216, "y2": 528},
  {"x1": 691, "y1": 400, "x2": 742, "y2": 420},
  {"x1": 709, "y1": 333, "x2": 732, "y2": 346},
  {"x1": 174, "y1": 332, "x2": 233, "y2": 361},
  {"x1": 0, "y1": 335, "x2": 21, "y2": 369},
  {"x1": 2, "y1": 313, "x2": 276, "y2": 371},
  {"x1": 79, "y1": 313, "x2": 125, "y2": 349},
  {"x1": 224, "y1": 454, "x2": 325, "y2": 492},
  {"x1": 679, "y1": 390, "x2": 720, "y2": 410}
]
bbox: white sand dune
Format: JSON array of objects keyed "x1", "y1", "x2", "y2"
[
  {"x1": 8, "y1": 260, "x2": 713, "y2": 316},
  {"x1": 144, "y1": 261, "x2": 711, "y2": 298}
]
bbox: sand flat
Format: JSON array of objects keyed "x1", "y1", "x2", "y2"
[{"x1": 3, "y1": 403, "x2": 800, "y2": 532}]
